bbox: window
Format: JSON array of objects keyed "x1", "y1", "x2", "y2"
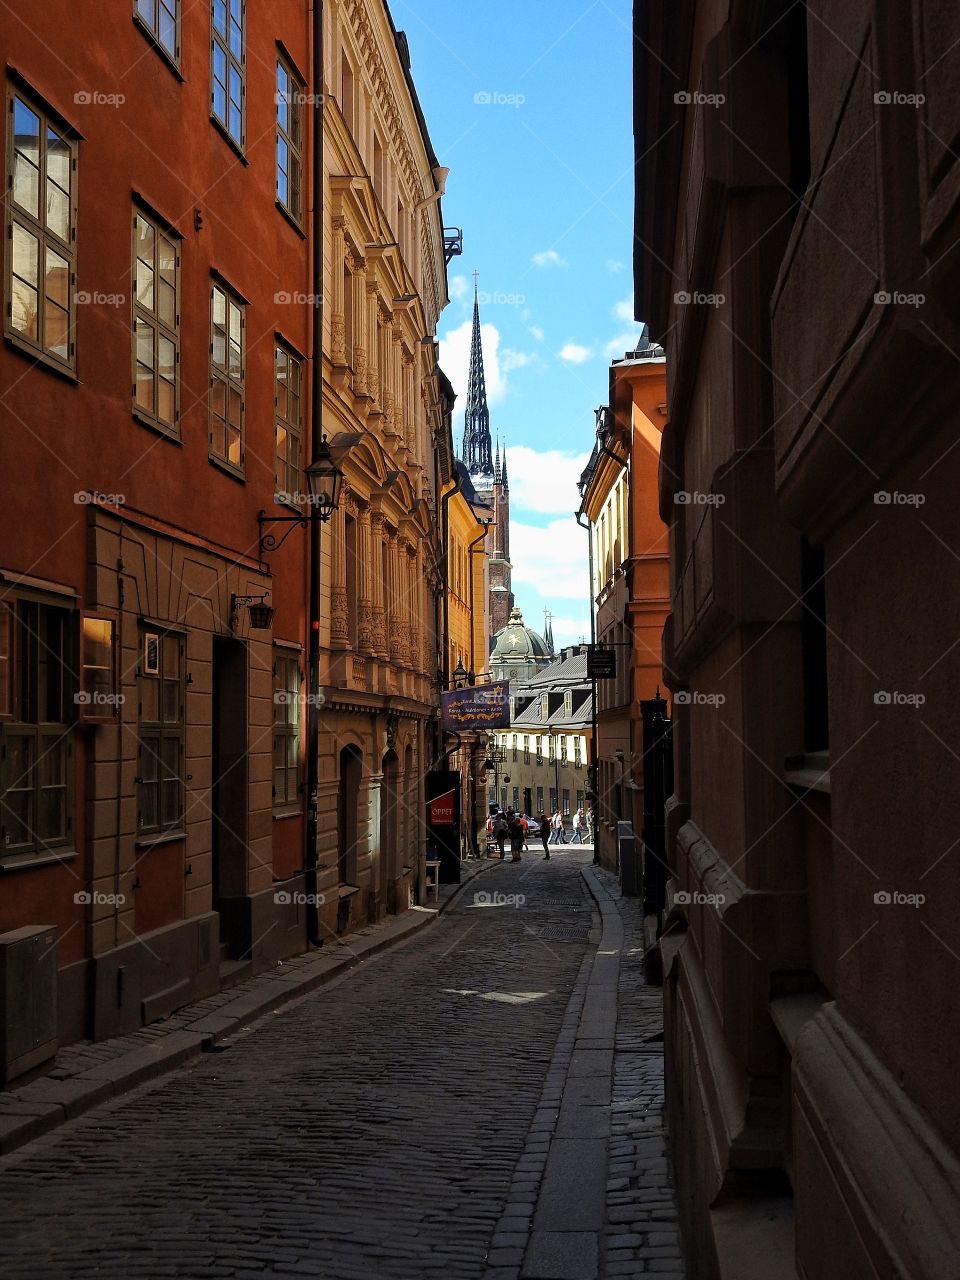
[
  {"x1": 5, "y1": 90, "x2": 76, "y2": 370},
  {"x1": 562, "y1": 789, "x2": 570, "y2": 814},
  {"x1": 209, "y1": 283, "x2": 244, "y2": 472},
  {"x1": 536, "y1": 786, "x2": 544, "y2": 813},
  {"x1": 273, "y1": 649, "x2": 300, "y2": 810},
  {"x1": 512, "y1": 786, "x2": 520, "y2": 810},
  {"x1": 561, "y1": 737, "x2": 568, "y2": 762},
  {"x1": 212, "y1": 0, "x2": 245, "y2": 147},
  {"x1": 133, "y1": 209, "x2": 179, "y2": 435},
  {"x1": 500, "y1": 785, "x2": 507, "y2": 810},
  {"x1": 79, "y1": 616, "x2": 117, "y2": 718},
  {"x1": 523, "y1": 735, "x2": 529, "y2": 764},
  {"x1": 135, "y1": 0, "x2": 179, "y2": 63},
  {"x1": 548, "y1": 736, "x2": 555, "y2": 761},
  {"x1": 274, "y1": 344, "x2": 302, "y2": 501},
  {"x1": 137, "y1": 629, "x2": 184, "y2": 836},
  {"x1": 549, "y1": 788, "x2": 557, "y2": 813},
  {"x1": 0, "y1": 600, "x2": 75, "y2": 857},
  {"x1": 535, "y1": 735, "x2": 542, "y2": 763},
  {"x1": 511, "y1": 734, "x2": 518, "y2": 762},
  {"x1": 576, "y1": 790, "x2": 585, "y2": 812},
  {"x1": 276, "y1": 57, "x2": 303, "y2": 222},
  {"x1": 575, "y1": 737, "x2": 582, "y2": 767}
]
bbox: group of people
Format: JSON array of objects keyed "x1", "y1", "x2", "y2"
[{"x1": 486, "y1": 807, "x2": 591, "y2": 862}]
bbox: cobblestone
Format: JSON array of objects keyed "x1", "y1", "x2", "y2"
[{"x1": 0, "y1": 852, "x2": 690, "y2": 1279}]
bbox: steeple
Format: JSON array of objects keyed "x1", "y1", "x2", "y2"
[
  {"x1": 500, "y1": 439, "x2": 509, "y2": 490},
  {"x1": 460, "y1": 274, "x2": 494, "y2": 482},
  {"x1": 494, "y1": 437, "x2": 501, "y2": 483},
  {"x1": 544, "y1": 610, "x2": 555, "y2": 656}
]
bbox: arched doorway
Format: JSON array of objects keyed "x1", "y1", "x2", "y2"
[
  {"x1": 337, "y1": 744, "x2": 363, "y2": 889},
  {"x1": 379, "y1": 750, "x2": 400, "y2": 915}
]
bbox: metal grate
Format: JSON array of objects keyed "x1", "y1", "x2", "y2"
[{"x1": 538, "y1": 924, "x2": 591, "y2": 943}]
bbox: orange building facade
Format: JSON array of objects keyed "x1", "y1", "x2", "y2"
[{"x1": 579, "y1": 336, "x2": 671, "y2": 875}]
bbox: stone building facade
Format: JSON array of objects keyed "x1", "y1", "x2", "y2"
[
  {"x1": 320, "y1": 0, "x2": 451, "y2": 931},
  {"x1": 634, "y1": 2, "x2": 960, "y2": 1276}
]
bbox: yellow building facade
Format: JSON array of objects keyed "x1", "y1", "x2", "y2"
[{"x1": 320, "y1": 0, "x2": 450, "y2": 930}]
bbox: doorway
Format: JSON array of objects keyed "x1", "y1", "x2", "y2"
[
  {"x1": 211, "y1": 636, "x2": 247, "y2": 951},
  {"x1": 337, "y1": 746, "x2": 362, "y2": 930},
  {"x1": 379, "y1": 750, "x2": 399, "y2": 915}
]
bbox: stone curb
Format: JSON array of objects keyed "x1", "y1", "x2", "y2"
[
  {"x1": 0, "y1": 860, "x2": 495, "y2": 1158},
  {"x1": 482, "y1": 863, "x2": 622, "y2": 1280}
]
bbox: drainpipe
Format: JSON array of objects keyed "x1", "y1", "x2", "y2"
[{"x1": 304, "y1": 0, "x2": 324, "y2": 947}]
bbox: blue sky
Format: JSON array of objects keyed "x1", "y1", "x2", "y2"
[{"x1": 391, "y1": 0, "x2": 644, "y2": 652}]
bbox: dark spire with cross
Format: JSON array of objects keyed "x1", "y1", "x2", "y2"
[{"x1": 461, "y1": 273, "x2": 494, "y2": 482}]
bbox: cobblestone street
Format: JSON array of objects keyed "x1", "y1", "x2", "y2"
[{"x1": 0, "y1": 850, "x2": 684, "y2": 1280}]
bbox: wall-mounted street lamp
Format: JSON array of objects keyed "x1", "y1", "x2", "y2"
[
  {"x1": 231, "y1": 593, "x2": 274, "y2": 631},
  {"x1": 257, "y1": 437, "x2": 345, "y2": 560},
  {"x1": 452, "y1": 659, "x2": 469, "y2": 690}
]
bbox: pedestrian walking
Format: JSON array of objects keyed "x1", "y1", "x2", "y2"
[
  {"x1": 519, "y1": 813, "x2": 530, "y2": 851},
  {"x1": 509, "y1": 812, "x2": 524, "y2": 862},
  {"x1": 493, "y1": 811, "x2": 508, "y2": 860},
  {"x1": 539, "y1": 812, "x2": 551, "y2": 859},
  {"x1": 549, "y1": 809, "x2": 564, "y2": 845},
  {"x1": 571, "y1": 808, "x2": 585, "y2": 843}
]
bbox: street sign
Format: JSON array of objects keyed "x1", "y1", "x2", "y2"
[
  {"x1": 587, "y1": 645, "x2": 617, "y2": 679},
  {"x1": 441, "y1": 679, "x2": 510, "y2": 732}
]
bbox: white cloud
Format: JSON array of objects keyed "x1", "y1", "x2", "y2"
[
  {"x1": 559, "y1": 342, "x2": 593, "y2": 364},
  {"x1": 449, "y1": 275, "x2": 470, "y2": 302},
  {"x1": 606, "y1": 259, "x2": 625, "y2": 274},
  {"x1": 532, "y1": 249, "x2": 567, "y2": 268},
  {"x1": 505, "y1": 446, "x2": 591, "y2": 516},
  {"x1": 613, "y1": 296, "x2": 635, "y2": 322},
  {"x1": 439, "y1": 319, "x2": 507, "y2": 418},
  {"x1": 501, "y1": 349, "x2": 535, "y2": 373},
  {"x1": 529, "y1": 325, "x2": 545, "y2": 342},
  {"x1": 511, "y1": 517, "x2": 591, "y2": 602},
  {"x1": 605, "y1": 326, "x2": 646, "y2": 358}
]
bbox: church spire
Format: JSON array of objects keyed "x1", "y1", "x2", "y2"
[
  {"x1": 544, "y1": 610, "x2": 555, "y2": 656},
  {"x1": 500, "y1": 438, "x2": 509, "y2": 490},
  {"x1": 461, "y1": 273, "x2": 494, "y2": 481}
]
